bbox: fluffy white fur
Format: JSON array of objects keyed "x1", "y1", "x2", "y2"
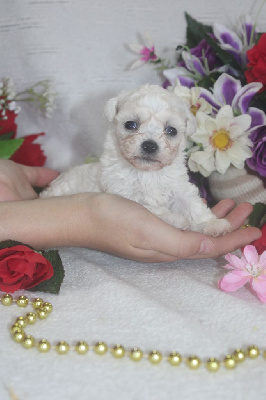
[{"x1": 41, "y1": 85, "x2": 231, "y2": 236}]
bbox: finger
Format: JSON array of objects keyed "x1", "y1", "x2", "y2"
[
  {"x1": 135, "y1": 208, "x2": 261, "y2": 262},
  {"x1": 211, "y1": 199, "x2": 236, "y2": 218},
  {"x1": 224, "y1": 202, "x2": 254, "y2": 230},
  {"x1": 189, "y1": 226, "x2": 262, "y2": 260},
  {"x1": 22, "y1": 165, "x2": 59, "y2": 188}
]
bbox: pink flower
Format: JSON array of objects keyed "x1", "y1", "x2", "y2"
[
  {"x1": 128, "y1": 32, "x2": 158, "y2": 70},
  {"x1": 219, "y1": 245, "x2": 266, "y2": 303}
]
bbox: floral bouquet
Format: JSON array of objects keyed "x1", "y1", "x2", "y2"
[
  {"x1": 0, "y1": 77, "x2": 55, "y2": 166},
  {"x1": 128, "y1": 7, "x2": 266, "y2": 209},
  {"x1": 128, "y1": 7, "x2": 266, "y2": 302}
]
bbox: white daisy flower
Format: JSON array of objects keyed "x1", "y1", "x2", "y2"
[
  {"x1": 188, "y1": 105, "x2": 253, "y2": 176},
  {"x1": 168, "y1": 79, "x2": 212, "y2": 116}
]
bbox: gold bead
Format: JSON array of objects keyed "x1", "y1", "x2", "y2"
[
  {"x1": 94, "y1": 341, "x2": 108, "y2": 355},
  {"x1": 12, "y1": 329, "x2": 25, "y2": 343},
  {"x1": 1, "y1": 293, "x2": 13, "y2": 306},
  {"x1": 38, "y1": 339, "x2": 51, "y2": 353},
  {"x1": 75, "y1": 341, "x2": 89, "y2": 355},
  {"x1": 22, "y1": 334, "x2": 35, "y2": 349},
  {"x1": 148, "y1": 350, "x2": 163, "y2": 364},
  {"x1": 129, "y1": 347, "x2": 143, "y2": 362},
  {"x1": 16, "y1": 295, "x2": 29, "y2": 307},
  {"x1": 168, "y1": 351, "x2": 182, "y2": 366},
  {"x1": 10, "y1": 323, "x2": 23, "y2": 334},
  {"x1": 206, "y1": 358, "x2": 220, "y2": 372},
  {"x1": 32, "y1": 298, "x2": 44, "y2": 309},
  {"x1": 55, "y1": 341, "x2": 70, "y2": 355},
  {"x1": 25, "y1": 312, "x2": 37, "y2": 324},
  {"x1": 233, "y1": 348, "x2": 246, "y2": 363},
  {"x1": 15, "y1": 316, "x2": 27, "y2": 328},
  {"x1": 186, "y1": 355, "x2": 201, "y2": 369},
  {"x1": 224, "y1": 355, "x2": 236, "y2": 369},
  {"x1": 111, "y1": 344, "x2": 126, "y2": 358},
  {"x1": 247, "y1": 345, "x2": 260, "y2": 359},
  {"x1": 37, "y1": 307, "x2": 49, "y2": 320},
  {"x1": 42, "y1": 302, "x2": 53, "y2": 313}
]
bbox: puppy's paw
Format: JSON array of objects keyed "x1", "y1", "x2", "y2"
[{"x1": 203, "y1": 218, "x2": 231, "y2": 237}]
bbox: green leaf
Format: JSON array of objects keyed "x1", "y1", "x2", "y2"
[
  {"x1": 185, "y1": 12, "x2": 241, "y2": 71},
  {"x1": 0, "y1": 239, "x2": 33, "y2": 250},
  {"x1": 248, "y1": 203, "x2": 266, "y2": 228},
  {"x1": 0, "y1": 138, "x2": 24, "y2": 159},
  {"x1": 185, "y1": 12, "x2": 212, "y2": 48},
  {"x1": 29, "y1": 250, "x2": 65, "y2": 294},
  {"x1": 197, "y1": 71, "x2": 223, "y2": 89},
  {"x1": 0, "y1": 131, "x2": 16, "y2": 141},
  {"x1": 249, "y1": 91, "x2": 266, "y2": 114}
]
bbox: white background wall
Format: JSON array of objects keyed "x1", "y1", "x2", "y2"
[{"x1": 1, "y1": 0, "x2": 265, "y2": 170}]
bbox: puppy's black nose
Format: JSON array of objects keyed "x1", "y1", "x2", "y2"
[{"x1": 141, "y1": 140, "x2": 158, "y2": 154}]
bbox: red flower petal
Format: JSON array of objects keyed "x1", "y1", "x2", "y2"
[
  {"x1": 0, "y1": 109, "x2": 17, "y2": 137},
  {"x1": 11, "y1": 133, "x2": 46, "y2": 167},
  {"x1": 0, "y1": 245, "x2": 54, "y2": 293}
]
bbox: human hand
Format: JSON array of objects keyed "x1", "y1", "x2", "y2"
[
  {"x1": 84, "y1": 194, "x2": 262, "y2": 262},
  {"x1": 0, "y1": 191, "x2": 261, "y2": 262},
  {"x1": 0, "y1": 160, "x2": 59, "y2": 201}
]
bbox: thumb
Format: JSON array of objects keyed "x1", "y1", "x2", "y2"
[{"x1": 22, "y1": 165, "x2": 59, "y2": 188}]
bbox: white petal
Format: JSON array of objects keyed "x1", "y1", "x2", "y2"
[
  {"x1": 143, "y1": 32, "x2": 153, "y2": 48},
  {"x1": 217, "y1": 105, "x2": 234, "y2": 119},
  {"x1": 232, "y1": 114, "x2": 251, "y2": 131},
  {"x1": 127, "y1": 59, "x2": 145, "y2": 70},
  {"x1": 215, "y1": 150, "x2": 231, "y2": 174},
  {"x1": 128, "y1": 43, "x2": 143, "y2": 53}
]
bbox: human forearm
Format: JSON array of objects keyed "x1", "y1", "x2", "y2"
[{"x1": 0, "y1": 194, "x2": 96, "y2": 249}]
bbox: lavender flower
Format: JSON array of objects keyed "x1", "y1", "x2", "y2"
[
  {"x1": 246, "y1": 126, "x2": 266, "y2": 177},
  {"x1": 200, "y1": 73, "x2": 266, "y2": 130},
  {"x1": 213, "y1": 15, "x2": 258, "y2": 66}
]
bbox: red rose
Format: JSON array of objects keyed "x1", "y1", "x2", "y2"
[
  {"x1": 245, "y1": 33, "x2": 266, "y2": 92},
  {"x1": 0, "y1": 109, "x2": 17, "y2": 137},
  {"x1": 0, "y1": 245, "x2": 54, "y2": 293},
  {"x1": 11, "y1": 133, "x2": 46, "y2": 167},
  {"x1": 251, "y1": 224, "x2": 266, "y2": 255}
]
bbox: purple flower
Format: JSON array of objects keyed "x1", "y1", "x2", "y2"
[
  {"x1": 200, "y1": 73, "x2": 266, "y2": 130},
  {"x1": 246, "y1": 126, "x2": 266, "y2": 177},
  {"x1": 187, "y1": 37, "x2": 221, "y2": 71},
  {"x1": 163, "y1": 38, "x2": 227, "y2": 88},
  {"x1": 213, "y1": 16, "x2": 258, "y2": 67}
]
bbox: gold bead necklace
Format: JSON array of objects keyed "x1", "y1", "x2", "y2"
[{"x1": 2, "y1": 293, "x2": 265, "y2": 372}]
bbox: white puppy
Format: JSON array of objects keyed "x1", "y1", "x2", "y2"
[{"x1": 41, "y1": 84, "x2": 231, "y2": 236}]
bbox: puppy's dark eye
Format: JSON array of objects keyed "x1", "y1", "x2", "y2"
[
  {"x1": 124, "y1": 121, "x2": 138, "y2": 130},
  {"x1": 165, "y1": 126, "x2": 177, "y2": 136}
]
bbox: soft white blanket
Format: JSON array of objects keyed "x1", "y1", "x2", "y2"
[{"x1": 1, "y1": 247, "x2": 266, "y2": 400}]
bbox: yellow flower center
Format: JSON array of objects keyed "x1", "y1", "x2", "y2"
[
  {"x1": 190, "y1": 105, "x2": 199, "y2": 116},
  {"x1": 211, "y1": 129, "x2": 231, "y2": 150}
]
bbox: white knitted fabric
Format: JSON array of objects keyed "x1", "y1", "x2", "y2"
[{"x1": 209, "y1": 167, "x2": 266, "y2": 205}]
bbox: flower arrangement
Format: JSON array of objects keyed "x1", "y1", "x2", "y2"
[
  {"x1": 128, "y1": 6, "x2": 266, "y2": 208},
  {"x1": 0, "y1": 77, "x2": 56, "y2": 166},
  {"x1": 128, "y1": 5, "x2": 266, "y2": 302}
]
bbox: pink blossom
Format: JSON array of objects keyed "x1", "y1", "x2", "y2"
[
  {"x1": 219, "y1": 245, "x2": 266, "y2": 302},
  {"x1": 128, "y1": 33, "x2": 158, "y2": 70},
  {"x1": 140, "y1": 46, "x2": 157, "y2": 62}
]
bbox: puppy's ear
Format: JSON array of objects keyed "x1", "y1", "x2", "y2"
[
  {"x1": 104, "y1": 97, "x2": 118, "y2": 122},
  {"x1": 185, "y1": 108, "x2": 196, "y2": 136}
]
